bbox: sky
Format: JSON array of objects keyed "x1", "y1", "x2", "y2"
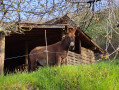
[{"x1": 0, "y1": 0, "x2": 119, "y2": 23}]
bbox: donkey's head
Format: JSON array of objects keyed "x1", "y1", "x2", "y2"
[{"x1": 62, "y1": 25, "x2": 77, "y2": 51}]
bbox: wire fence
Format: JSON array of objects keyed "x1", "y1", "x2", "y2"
[
  {"x1": 4, "y1": 50, "x2": 67, "y2": 61},
  {"x1": 4, "y1": 46, "x2": 119, "y2": 78},
  {"x1": 4, "y1": 49, "x2": 97, "y2": 74},
  {"x1": 4, "y1": 49, "x2": 103, "y2": 71},
  {"x1": 4, "y1": 45, "x2": 119, "y2": 63}
]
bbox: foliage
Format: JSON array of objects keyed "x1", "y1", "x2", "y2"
[
  {"x1": 73, "y1": 1, "x2": 119, "y2": 39},
  {"x1": 73, "y1": 5, "x2": 119, "y2": 55},
  {"x1": 73, "y1": 10, "x2": 108, "y2": 39},
  {"x1": 0, "y1": 60, "x2": 119, "y2": 90}
]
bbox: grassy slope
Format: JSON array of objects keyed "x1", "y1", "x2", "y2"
[{"x1": 0, "y1": 60, "x2": 119, "y2": 90}]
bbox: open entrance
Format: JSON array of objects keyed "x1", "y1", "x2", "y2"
[{"x1": 4, "y1": 28, "x2": 62, "y2": 73}]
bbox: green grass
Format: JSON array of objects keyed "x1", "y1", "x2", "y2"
[{"x1": 0, "y1": 59, "x2": 119, "y2": 90}]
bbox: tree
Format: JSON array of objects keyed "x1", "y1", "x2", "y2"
[{"x1": 71, "y1": 0, "x2": 119, "y2": 60}]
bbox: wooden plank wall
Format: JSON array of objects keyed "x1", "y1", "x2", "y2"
[{"x1": 63, "y1": 47, "x2": 95, "y2": 65}]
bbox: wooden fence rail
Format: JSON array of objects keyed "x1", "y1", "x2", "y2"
[{"x1": 63, "y1": 47, "x2": 95, "y2": 65}]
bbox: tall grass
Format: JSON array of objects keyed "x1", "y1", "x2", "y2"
[{"x1": 0, "y1": 60, "x2": 119, "y2": 90}]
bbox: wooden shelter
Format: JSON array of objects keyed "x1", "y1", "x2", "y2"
[
  {"x1": 4, "y1": 15, "x2": 103, "y2": 72},
  {"x1": 5, "y1": 24, "x2": 68, "y2": 72}
]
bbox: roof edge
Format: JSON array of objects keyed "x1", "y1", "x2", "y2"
[{"x1": 77, "y1": 29, "x2": 104, "y2": 53}]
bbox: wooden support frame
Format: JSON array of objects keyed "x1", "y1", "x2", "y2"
[
  {"x1": 20, "y1": 23, "x2": 73, "y2": 29},
  {"x1": 79, "y1": 39, "x2": 81, "y2": 54},
  {"x1": 0, "y1": 34, "x2": 5, "y2": 75}
]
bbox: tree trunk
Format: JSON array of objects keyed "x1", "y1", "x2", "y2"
[{"x1": 0, "y1": 34, "x2": 5, "y2": 75}]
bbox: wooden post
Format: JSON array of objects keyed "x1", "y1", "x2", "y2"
[
  {"x1": 25, "y1": 41, "x2": 28, "y2": 69},
  {"x1": 45, "y1": 30, "x2": 48, "y2": 66},
  {"x1": 79, "y1": 39, "x2": 81, "y2": 54},
  {"x1": 0, "y1": 33, "x2": 5, "y2": 75}
]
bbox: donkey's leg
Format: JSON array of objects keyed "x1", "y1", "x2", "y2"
[
  {"x1": 30, "y1": 60, "x2": 37, "y2": 71},
  {"x1": 56, "y1": 55, "x2": 61, "y2": 66}
]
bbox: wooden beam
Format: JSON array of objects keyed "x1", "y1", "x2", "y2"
[
  {"x1": 0, "y1": 34, "x2": 5, "y2": 75},
  {"x1": 20, "y1": 23, "x2": 73, "y2": 29},
  {"x1": 79, "y1": 39, "x2": 81, "y2": 54}
]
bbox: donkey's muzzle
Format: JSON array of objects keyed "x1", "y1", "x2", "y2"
[{"x1": 69, "y1": 42, "x2": 75, "y2": 51}]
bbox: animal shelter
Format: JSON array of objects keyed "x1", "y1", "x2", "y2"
[{"x1": 4, "y1": 15, "x2": 103, "y2": 72}]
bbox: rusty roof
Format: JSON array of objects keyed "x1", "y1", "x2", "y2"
[{"x1": 44, "y1": 14, "x2": 76, "y2": 27}]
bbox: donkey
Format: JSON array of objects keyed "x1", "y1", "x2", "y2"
[{"x1": 29, "y1": 26, "x2": 77, "y2": 71}]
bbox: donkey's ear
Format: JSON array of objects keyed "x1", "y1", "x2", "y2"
[
  {"x1": 73, "y1": 26, "x2": 78, "y2": 32},
  {"x1": 72, "y1": 26, "x2": 78, "y2": 34},
  {"x1": 65, "y1": 25, "x2": 69, "y2": 33},
  {"x1": 69, "y1": 29, "x2": 72, "y2": 33}
]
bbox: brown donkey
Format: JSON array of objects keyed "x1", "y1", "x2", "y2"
[{"x1": 29, "y1": 26, "x2": 77, "y2": 71}]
